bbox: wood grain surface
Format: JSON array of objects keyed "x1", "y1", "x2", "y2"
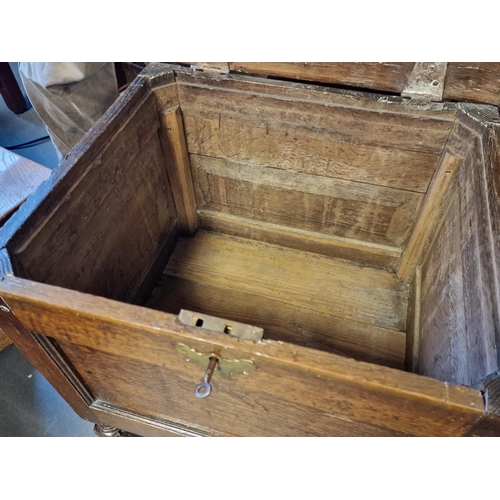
[
  {"x1": 190, "y1": 155, "x2": 422, "y2": 249},
  {"x1": 157, "y1": 106, "x2": 197, "y2": 236},
  {"x1": 178, "y1": 83, "x2": 453, "y2": 154},
  {"x1": 0, "y1": 276, "x2": 485, "y2": 436},
  {"x1": 174, "y1": 67, "x2": 458, "y2": 120},
  {"x1": 229, "y1": 62, "x2": 416, "y2": 93},
  {"x1": 397, "y1": 152, "x2": 462, "y2": 280},
  {"x1": 176, "y1": 71, "x2": 455, "y2": 265},
  {"x1": 147, "y1": 275, "x2": 406, "y2": 369},
  {"x1": 12, "y1": 93, "x2": 178, "y2": 302},
  {"x1": 0, "y1": 147, "x2": 51, "y2": 224},
  {"x1": 163, "y1": 231, "x2": 409, "y2": 331},
  {"x1": 485, "y1": 127, "x2": 500, "y2": 369},
  {"x1": 229, "y1": 62, "x2": 500, "y2": 106},
  {"x1": 183, "y1": 112, "x2": 440, "y2": 193},
  {"x1": 2, "y1": 63, "x2": 499, "y2": 436},
  {"x1": 405, "y1": 266, "x2": 421, "y2": 373},
  {"x1": 443, "y1": 63, "x2": 500, "y2": 106},
  {"x1": 418, "y1": 131, "x2": 500, "y2": 386},
  {"x1": 197, "y1": 210, "x2": 402, "y2": 270}
]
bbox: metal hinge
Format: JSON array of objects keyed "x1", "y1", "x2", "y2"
[
  {"x1": 402, "y1": 62, "x2": 448, "y2": 102},
  {"x1": 189, "y1": 62, "x2": 229, "y2": 75}
]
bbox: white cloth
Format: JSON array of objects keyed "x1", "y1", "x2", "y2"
[{"x1": 19, "y1": 62, "x2": 119, "y2": 161}]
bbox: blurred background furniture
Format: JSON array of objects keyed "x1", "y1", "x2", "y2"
[
  {"x1": 0, "y1": 62, "x2": 28, "y2": 114},
  {"x1": 0, "y1": 146, "x2": 51, "y2": 351}
]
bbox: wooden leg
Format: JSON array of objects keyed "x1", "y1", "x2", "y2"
[
  {"x1": 0, "y1": 330, "x2": 12, "y2": 352},
  {"x1": 94, "y1": 424, "x2": 122, "y2": 437}
]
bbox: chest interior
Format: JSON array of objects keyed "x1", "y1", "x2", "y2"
[{"x1": 6, "y1": 64, "x2": 499, "y2": 389}]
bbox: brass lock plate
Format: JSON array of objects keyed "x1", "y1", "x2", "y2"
[
  {"x1": 178, "y1": 309, "x2": 263, "y2": 343},
  {"x1": 175, "y1": 343, "x2": 257, "y2": 379}
]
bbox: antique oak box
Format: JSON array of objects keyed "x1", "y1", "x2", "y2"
[{"x1": 1, "y1": 62, "x2": 500, "y2": 436}]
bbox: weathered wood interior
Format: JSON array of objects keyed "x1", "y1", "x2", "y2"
[
  {"x1": 1, "y1": 63, "x2": 500, "y2": 436},
  {"x1": 406, "y1": 108, "x2": 500, "y2": 387},
  {"x1": 146, "y1": 231, "x2": 407, "y2": 368},
  {"x1": 227, "y1": 62, "x2": 500, "y2": 106}
]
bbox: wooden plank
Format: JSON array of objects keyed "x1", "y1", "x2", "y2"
[
  {"x1": 229, "y1": 62, "x2": 500, "y2": 107},
  {"x1": 444, "y1": 121, "x2": 477, "y2": 159},
  {"x1": 229, "y1": 62, "x2": 415, "y2": 93},
  {"x1": 152, "y1": 82, "x2": 179, "y2": 111},
  {"x1": 165, "y1": 231, "x2": 409, "y2": 331},
  {"x1": 464, "y1": 413, "x2": 500, "y2": 436},
  {"x1": 484, "y1": 127, "x2": 500, "y2": 369},
  {"x1": 464, "y1": 376, "x2": 500, "y2": 436},
  {"x1": 191, "y1": 155, "x2": 422, "y2": 248},
  {"x1": 0, "y1": 276, "x2": 484, "y2": 437},
  {"x1": 175, "y1": 67, "x2": 459, "y2": 120},
  {"x1": 146, "y1": 275, "x2": 406, "y2": 369},
  {"x1": 458, "y1": 137, "x2": 498, "y2": 384},
  {"x1": 192, "y1": 154, "x2": 418, "y2": 207},
  {"x1": 138, "y1": 63, "x2": 176, "y2": 89},
  {"x1": 62, "y1": 341, "x2": 407, "y2": 437},
  {"x1": 90, "y1": 401, "x2": 204, "y2": 437},
  {"x1": 405, "y1": 265, "x2": 421, "y2": 372},
  {"x1": 183, "y1": 113, "x2": 440, "y2": 193},
  {"x1": 419, "y1": 193, "x2": 466, "y2": 383},
  {"x1": 444, "y1": 63, "x2": 500, "y2": 106},
  {"x1": 397, "y1": 152, "x2": 462, "y2": 280},
  {"x1": 157, "y1": 106, "x2": 197, "y2": 235},
  {"x1": 197, "y1": 210, "x2": 401, "y2": 270},
  {"x1": 457, "y1": 104, "x2": 500, "y2": 136},
  {"x1": 177, "y1": 83, "x2": 454, "y2": 154},
  {"x1": 15, "y1": 94, "x2": 178, "y2": 302},
  {"x1": 418, "y1": 136, "x2": 499, "y2": 386},
  {"x1": 0, "y1": 148, "x2": 51, "y2": 224}
]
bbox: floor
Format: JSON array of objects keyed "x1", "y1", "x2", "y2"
[{"x1": 0, "y1": 63, "x2": 95, "y2": 437}]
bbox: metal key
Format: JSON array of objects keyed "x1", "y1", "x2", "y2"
[{"x1": 195, "y1": 357, "x2": 218, "y2": 399}]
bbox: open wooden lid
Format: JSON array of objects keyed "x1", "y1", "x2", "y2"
[{"x1": 184, "y1": 62, "x2": 500, "y2": 107}]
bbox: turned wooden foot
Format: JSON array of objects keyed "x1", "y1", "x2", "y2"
[{"x1": 94, "y1": 424, "x2": 122, "y2": 437}]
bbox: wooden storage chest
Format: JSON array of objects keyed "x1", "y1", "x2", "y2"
[{"x1": 1, "y1": 62, "x2": 500, "y2": 436}]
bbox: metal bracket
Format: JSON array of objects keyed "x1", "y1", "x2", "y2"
[
  {"x1": 178, "y1": 309, "x2": 263, "y2": 343},
  {"x1": 401, "y1": 62, "x2": 448, "y2": 102},
  {"x1": 189, "y1": 62, "x2": 229, "y2": 75}
]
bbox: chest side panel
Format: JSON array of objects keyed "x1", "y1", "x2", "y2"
[
  {"x1": 0, "y1": 277, "x2": 485, "y2": 437},
  {"x1": 417, "y1": 115, "x2": 500, "y2": 386},
  {"x1": 4, "y1": 76, "x2": 180, "y2": 304}
]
